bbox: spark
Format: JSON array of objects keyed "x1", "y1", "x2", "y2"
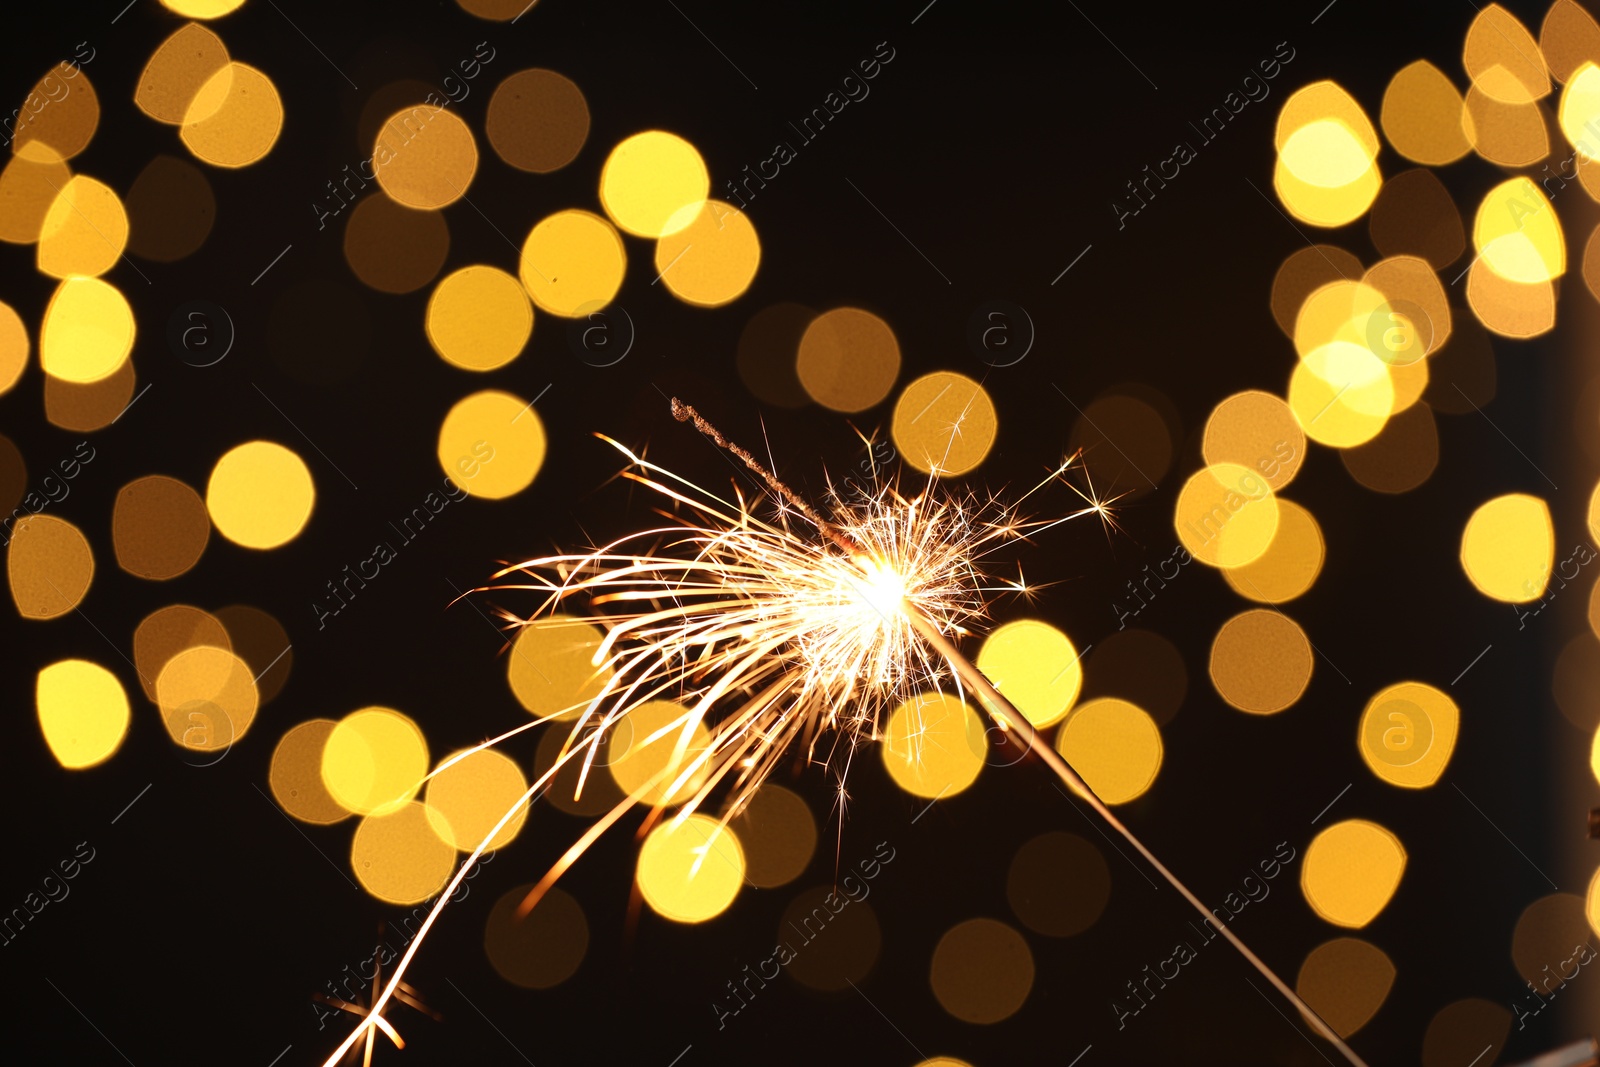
[{"x1": 319, "y1": 402, "x2": 1365, "y2": 1067}]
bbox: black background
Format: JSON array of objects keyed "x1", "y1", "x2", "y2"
[{"x1": 1, "y1": 1, "x2": 1592, "y2": 1064}]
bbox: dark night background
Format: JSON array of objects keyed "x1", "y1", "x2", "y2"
[{"x1": 2, "y1": 0, "x2": 1596, "y2": 1064}]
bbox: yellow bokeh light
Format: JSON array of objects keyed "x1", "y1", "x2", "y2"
[
  {"x1": 161, "y1": 0, "x2": 247, "y2": 16},
  {"x1": 373, "y1": 105, "x2": 478, "y2": 209},
  {"x1": 636, "y1": 814, "x2": 745, "y2": 923},
  {"x1": 11, "y1": 63, "x2": 99, "y2": 164},
  {"x1": 796, "y1": 307, "x2": 901, "y2": 413},
  {"x1": 37, "y1": 176, "x2": 128, "y2": 279},
  {"x1": 1588, "y1": 865, "x2": 1600, "y2": 940},
  {"x1": 1296, "y1": 937, "x2": 1395, "y2": 1038},
  {"x1": 269, "y1": 719, "x2": 350, "y2": 825},
  {"x1": 1358, "y1": 681, "x2": 1459, "y2": 789},
  {"x1": 1381, "y1": 60, "x2": 1474, "y2": 166},
  {"x1": 206, "y1": 440, "x2": 316, "y2": 549},
  {"x1": 322, "y1": 707, "x2": 429, "y2": 816},
  {"x1": 132, "y1": 604, "x2": 231, "y2": 702},
  {"x1": 425, "y1": 748, "x2": 529, "y2": 851},
  {"x1": 1460, "y1": 493, "x2": 1553, "y2": 602},
  {"x1": 519, "y1": 208, "x2": 627, "y2": 317},
  {"x1": 976, "y1": 619, "x2": 1082, "y2": 728},
  {"x1": 0, "y1": 153, "x2": 72, "y2": 244},
  {"x1": 1545, "y1": 1, "x2": 1600, "y2": 85},
  {"x1": 1273, "y1": 157, "x2": 1380, "y2": 228},
  {"x1": 1201, "y1": 391, "x2": 1305, "y2": 491},
  {"x1": 485, "y1": 68, "x2": 590, "y2": 174},
  {"x1": 1474, "y1": 178, "x2": 1564, "y2": 284},
  {"x1": 8, "y1": 514, "x2": 94, "y2": 620},
  {"x1": 1277, "y1": 81, "x2": 1381, "y2": 156},
  {"x1": 1222, "y1": 498, "x2": 1324, "y2": 604},
  {"x1": 600, "y1": 130, "x2": 709, "y2": 238},
  {"x1": 180, "y1": 63, "x2": 283, "y2": 168},
  {"x1": 1467, "y1": 258, "x2": 1555, "y2": 338},
  {"x1": 0, "y1": 300, "x2": 26, "y2": 395},
  {"x1": 1209, "y1": 609, "x2": 1314, "y2": 714},
  {"x1": 436, "y1": 389, "x2": 546, "y2": 499},
  {"x1": 426, "y1": 265, "x2": 532, "y2": 371},
  {"x1": 351, "y1": 801, "x2": 456, "y2": 905},
  {"x1": 730, "y1": 785, "x2": 817, "y2": 889},
  {"x1": 1464, "y1": 4, "x2": 1550, "y2": 103},
  {"x1": 507, "y1": 615, "x2": 611, "y2": 721},
  {"x1": 40, "y1": 276, "x2": 134, "y2": 384},
  {"x1": 1289, "y1": 341, "x2": 1395, "y2": 448},
  {"x1": 892, "y1": 371, "x2": 998, "y2": 477},
  {"x1": 882, "y1": 691, "x2": 986, "y2": 799},
  {"x1": 1293, "y1": 280, "x2": 1389, "y2": 362},
  {"x1": 1054, "y1": 697, "x2": 1163, "y2": 805},
  {"x1": 655, "y1": 199, "x2": 761, "y2": 307},
  {"x1": 1280, "y1": 119, "x2": 1377, "y2": 188},
  {"x1": 155, "y1": 645, "x2": 259, "y2": 751},
  {"x1": 608, "y1": 700, "x2": 711, "y2": 806},
  {"x1": 136, "y1": 22, "x2": 230, "y2": 125},
  {"x1": 1301, "y1": 819, "x2": 1406, "y2": 928},
  {"x1": 1560, "y1": 63, "x2": 1600, "y2": 161},
  {"x1": 112, "y1": 474, "x2": 210, "y2": 581},
  {"x1": 1173, "y1": 462, "x2": 1281, "y2": 568},
  {"x1": 1363, "y1": 255, "x2": 1451, "y2": 359},
  {"x1": 37, "y1": 659, "x2": 129, "y2": 769}
]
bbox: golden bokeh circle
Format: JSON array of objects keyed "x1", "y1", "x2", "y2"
[
  {"x1": 437, "y1": 390, "x2": 546, "y2": 500},
  {"x1": 600, "y1": 130, "x2": 709, "y2": 238},
  {"x1": 372, "y1": 105, "x2": 478, "y2": 209},
  {"x1": 882, "y1": 691, "x2": 986, "y2": 799},
  {"x1": 206, "y1": 440, "x2": 315, "y2": 549},
  {"x1": 891, "y1": 371, "x2": 998, "y2": 477},
  {"x1": 1053, "y1": 697, "x2": 1163, "y2": 805},
  {"x1": 929, "y1": 918, "x2": 1035, "y2": 1024},
  {"x1": 796, "y1": 307, "x2": 901, "y2": 413},
  {"x1": 976, "y1": 619, "x2": 1082, "y2": 728},
  {"x1": 37, "y1": 659, "x2": 129, "y2": 769},
  {"x1": 636, "y1": 814, "x2": 745, "y2": 923},
  {"x1": 426, "y1": 265, "x2": 533, "y2": 371},
  {"x1": 1208, "y1": 609, "x2": 1314, "y2": 714},
  {"x1": 519, "y1": 208, "x2": 627, "y2": 318}
]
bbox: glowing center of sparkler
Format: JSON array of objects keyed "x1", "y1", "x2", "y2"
[{"x1": 851, "y1": 555, "x2": 908, "y2": 620}]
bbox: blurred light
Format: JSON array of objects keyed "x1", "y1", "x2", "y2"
[
  {"x1": 40, "y1": 276, "x2": 134, "y2": 384},
  {"x1": 508, "y1": 615, "x2": 611, "y2": 721},
  {"x1": 1422, "y1": 999, "x2": 1512, "y2": 1067},
  {"x1": 486, "y1": 69, "x2": 590, "y2": 173},
  {"x1": 351, "y1": 801, "x2": 455, "y2": 905},
  {"x1": 607, "y1": 700, "x2": 710, "y2": 806},
  {"x1": 344, "y1": 194, "x2": 449, "y2": 294},
  {"x1": 1007, "y1": 831, "x2": 1110, "y2": 937},
  {"x1": 1511, "y1": 893, "x2": 1591, "y2": 984},
  {"x1": 1364, "y1": 254, "x2": 1451, "y2": 357},
  {"x1": 1067, "y1": 391, "x2": 1175, "y2": 498},
  {"x1": 484, "y1": 884, "x2": 588, "y2": 989},
  {"x1": 1054, "y1": 697, "x2": 1163, "y2": 804},
  {"x1": 780, "y1": 885, "x2": 882, "y2": 989},
  {"x1": 1560, "y1": 63, "x2": 1600, "y2": 161},
  {"x1": 730, "y1": 784, "x2": 816, "y2": 889},
  {"x1": 519, "y1": 208, "x2": 627, "y2": 317},
  {"x1": 1271, "y1": 245, "x2": 1362, "y2": 338},
  {"x1": 1081, "y1": 629, "x2": 1187, "y2": 725},
  {"x1": 161, "y1": 0, "x2": 247, "y2": 16},
  {"x1": 737, "y1": 302, "x2": 814, "y2": 408},
  {"x1": 372, "y1": 105, "x2": 476, "y2": 208},
  {"x1": 322, "y1": 706, "x2": 429, "y2": 816},
  {"x1": 1464, "y1": 85, "x2": 1549, "y2": 166},
  {"x1": 930, "y1": 918, "x2": 1035, "y2": 1024},
  {"x1": 206, "y1": 440, "x2": 315, "y2": 549},
  {"x1": 1281, "y1": 118, "x2": 1376, "y2": 188},
  {"x1": 8, "y1": 515, "x2": 93, "y2": 619},
  {"x1": 1209, "y1": 608, "x2": 1313, "y2": 714},
  {"x1": 1543, "y1": 0, "x2": 1600, "y2": 85},
  {"x1": 45, "y1": 360, "x2": 134, "y2": 433},
  {"x1": 217, "y1": 603, "x2": 293, "y2": 703},
  {"x1": 0, "y1": 300, "x2": 24, "y2": 394},
  {"x1": 11, "y1": 63, "x2": 98, "y2": 162},
  {"x1": 655, "y1": 200, "x2": 761, "y2": 307},
  {"x1": 1293, "y1": 279, "x2": 1387, "y2": 361},
  {"x1": 1340, "y1": 403, "x2": 1439, "y2": 493},
  {"x1": 437, "y1": 389, "x2": 546, "y2": 499},
  {"x1": 1467, "y1": 258, "x2": 1555, "y2": 337},
  {"x1": 882, "y1": 691, "x2": 986, "y2": 799},
  {"x1": 1464, "y1": 3, "x2": 1550, "y2": 103},
  {"x1": 154, "y1": 644, "x2": 258, "y2": 751},
  {"x1": 1368, "y1": 168, "x2": 1466, "y2": 270},
  {"x1": 1274, "y1": 157, "x2": 1379, "y2": 227},
  {"x1": 1202, "y1": 390, "x2": 1306, "y2": 491},
  {"x1": 425, "y1": 748, "x2": 529, "y2": 850},
  {"x1": 533, "y1": 721, "x2": 624, "y2": 817},
  {"x1": 136, "y1": 22, "x2": 230, "y2": 125},
  {"x1": 37, "y1": 176, "x2": 127, "y2": 278},
  {"x1": 181, "y1": 63, "x2": 283, "y2": 168},
  {"x1": 269, "y1": 719, "x2": 350, "y2": 824},
  {"x1": 37, "y1": 659, "x2": 128, "y2": 769},
  {"x1": 1380, "y1": 61, "x2": 1473, "y2": 165},
  {"x1": 1475, "y1": 178, "x2": 1564, "y2": 284},
  {"x1": 1358, "y1": 681, "x2": 1458, "y2": 788},
  {"x1": 600, "y1": 130, "x2": 708, "y2": 238},
  {"x1": 132, "y1": 604, "x2": 231, "y2": 702},
  {"x1": 1588, "y1": 865, "x2": 1600, "y2": 941},
  {"x1": 1460, "y1": 493, "x2": 1553, "y2": 601},
  {"x1": 1222, "y1": 498, "x2": 1324, "y2": 603},
  {"x1": 113, "y1": 475, "x2": 209, "y2": 580},
  {"x1": 1301, "y1": 819, "x2": 1406, "y2": 927},
  {"x1": 1288, "y1": 341, "x2": 1394, "y2": 448},
  {"x1": 125, "y1": 155, "x2": 215, "y2": 262},
  {"x1": 1295, "y1": 937, "x2": 1395, "y2": 1038},
  {"x1": 636, "y1": 814, "x2": 745, "y2": 923},
  {"x1": 1174, "y1": 462, "x2": 1281, "y2": 567},
  {"x1": 426, "y1": 265, "x2": 532, "y2": 371},
  {"x1": 976, "y1": 618, "x2": 1082, "y2": 728},
  {"x1": 796, "y1": 307, "x2": 901, "y2": 413},
  {"x1": 892, "y1": 371, "x2": 997, "y2": 477},
  {"x1": 0, "y1": 153, "x2": 72, "y2": 244}
]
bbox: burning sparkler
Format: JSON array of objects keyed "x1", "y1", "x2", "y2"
[{"x1": 320, "y1": 401, "x2": 1367, "y2": 1067}]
